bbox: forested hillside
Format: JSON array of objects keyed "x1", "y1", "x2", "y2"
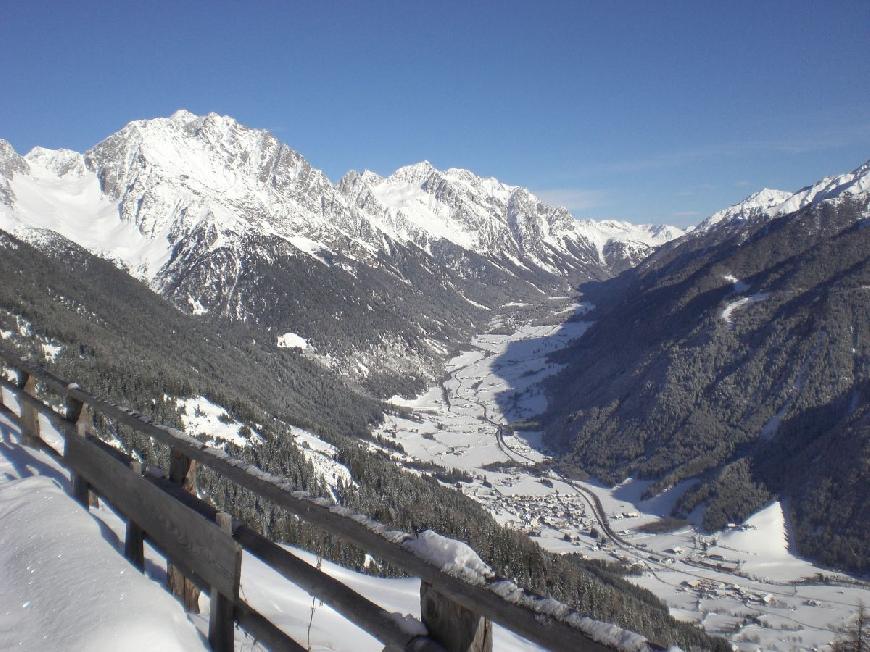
[
  {"x1": 544, "y1": 197, "x2": 869, "y2": 573},
  {"x1": 0, "y1": 229, "x2": 722, "y2": 649}
]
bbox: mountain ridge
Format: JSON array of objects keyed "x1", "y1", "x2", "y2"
[
  {"x1": 542, "y1": 162, "x2": 870, "y2": 572},
  {"x1": 0, "y1": 111, "x2": 684, "y2": 392},
  {"x1": 695, "y1": 159, "x2": 870, "y2": 233}
]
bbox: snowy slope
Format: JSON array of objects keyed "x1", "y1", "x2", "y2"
[
  {"x1": 0, "y1": 409, "x2": 206, "y2": 652},
  {"x1": 698, "y1": 188, "x2": 793, "y2": 230},
  {"x1": 0, "y1": 146, "x2": 171, "y2": 279},
  {"x1": 0, "y1": 476, "x2": 207, "y2": 652},
  {"x1": 775, "y1": 159, "x2": 870, "y2": 215}
]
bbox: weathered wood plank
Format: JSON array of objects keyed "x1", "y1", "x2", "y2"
[
  {"x1": 169, "y1": 448, "x2": 197, "y2": 490},
  {"x1": 0, "y1": 377, "x2": 72, "y2": 460},
  {"x1": 65, "y1": 397, "x2": 99, "y2": 508},
  {"x1": 0, "y1": 377, "x2": 69, "y2": 435},
  {"x1": 234, "y1": 523, "x2": 445, "y2": 652},
  {"x1": 167, "y1": 448, "x2": 200, "y2": 612},
  {"x1": 149, "y1": 476, "x2": 444, "y2": 652},
  {"x1": 124, "y1": 460, "x2": 145, "y2": 571},
  {"x1": 0, "y1": 391, "x2": 64, "y2": 464},
  {"x1": 209, "y1": 511, "x2": 237, "y2": 652},
  {"x1": 19, "y1": 374, "x2": 40, "y2": 448},
  {"x1": 64, "y1": 433, "x2": 242, "y2": 599},
  {"x1": 421, "y1": 581, "x2": 492, "y2": 652},
  {"x1": 63, "y1": 395, "x2": 84, "y2": 427}
]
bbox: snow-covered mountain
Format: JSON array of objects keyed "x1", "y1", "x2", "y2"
[
  {"x1": 696, "y1": 159, "x2": 870, "y2": 232},
  {"x1": 697, "y1": 188, "x2": 794, "y2": 231},
  {"x1": 340, "y1": 161, "x2": 681, "y2": 274},
  {"x1": 775, "y1": 159, "x2": 870, "y2": 215},
  {"x1": 1, "y1": 111, "x2": 679, "y2": 286},
  {"x1": 84, "y1": 110, "x2": 391, "y2": 278},
  {"x1": 0, "y1": 111, "x2": 684, "y2": 392},
  {"x1": 0, "y1": 143, "x2": 172, "y2": 279}
]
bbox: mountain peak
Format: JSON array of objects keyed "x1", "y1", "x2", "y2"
[
  {"x1": 391, "y1": 160, "x2": 437, "y2": 183},
  {"x1": 170, "y1": 108, "x2": 198, "y2": 122},
  {"x1": 751, "y1": 187, "x2": 792, "y2": 202},
  {"x1": 25, "y1": 147, "x2": 86, "y2": 178},
  {"x1": 698, "y1": 187, "x2": 793, "y2": 231},
  {"x1": 775, "y1": 158, "x2": 870, "y2": 216},
  {"x1": 80, "y1": 111, "x2": 348, "y2": 247},
  {"x1": 0, "y1": 139, "x2": 26, "y2": 170}
]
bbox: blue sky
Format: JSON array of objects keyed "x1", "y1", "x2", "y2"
[{"x1": 2, "y1": 1, "x2": 868, "y2": 227}]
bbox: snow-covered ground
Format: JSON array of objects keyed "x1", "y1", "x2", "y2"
[
  {"x1": 373, "y1": 299, "x2": 870, "y2": 652},
  {"x1": 0, "y1": 404, "x2": 207, "y2": 652},
  {"x1": 720, "y1": 293, "x2": 769, "y2": 323},
  {"x1": 175, "y1": 395, "x2": 264, "y2": 448},
  {"x1": 0, "y1": 150, "x2": 173, "y2": 281},
  {"x1": 379, "y1": 305, "x2": 592, "y2": 472},
  {"x1": 277, "y1": 331, "x2": 309, "y2": 349}
]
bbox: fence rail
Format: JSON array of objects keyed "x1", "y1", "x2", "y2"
[{"x1": 0, "y1": 344, "x2": 665, "y2": 652}]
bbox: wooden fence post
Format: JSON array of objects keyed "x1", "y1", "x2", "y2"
[
  {"x1": 65, "y1": 396, "x2": 98, "y2": 508},
  {"x1": 18, "y1": 374, "x2": 40, "y2": 448},
  {"x1": 124, "y1": 460, "x2": 146, "y2": 571},
  {"x1": 209, "y1": 511, "x2": 237, "y2": 652},
  {"x1": 167, "y1": 448, "x2": 201, "y2": 612},
  {"x1": 420, "y1": 581, "x2": 492, "y2": 652}
]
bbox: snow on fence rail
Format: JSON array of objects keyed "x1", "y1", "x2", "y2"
[{"x1": 0, "y1": 345, "x2": 668, "y2": 652}]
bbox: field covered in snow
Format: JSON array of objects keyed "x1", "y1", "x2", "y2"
[{"x1": 373, "y1": 299, "x2": 870, "y2": 652}]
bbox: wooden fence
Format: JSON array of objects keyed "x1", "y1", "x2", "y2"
[{"x1": 0, "y1": 345, "x2": 665, "y2": 652}]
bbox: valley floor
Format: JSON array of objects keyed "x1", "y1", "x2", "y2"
[{"x1": 372, "y1": 299, "x2": 870, "y2": 652}]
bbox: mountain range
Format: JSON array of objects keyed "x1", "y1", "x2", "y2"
[{"x1": 0, "y1": 110, "x2": 680, "y2": 395}]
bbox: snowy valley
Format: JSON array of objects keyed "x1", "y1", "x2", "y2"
[{"x1": 370, "y1": 298, "x2": 870, "y2": 652}]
